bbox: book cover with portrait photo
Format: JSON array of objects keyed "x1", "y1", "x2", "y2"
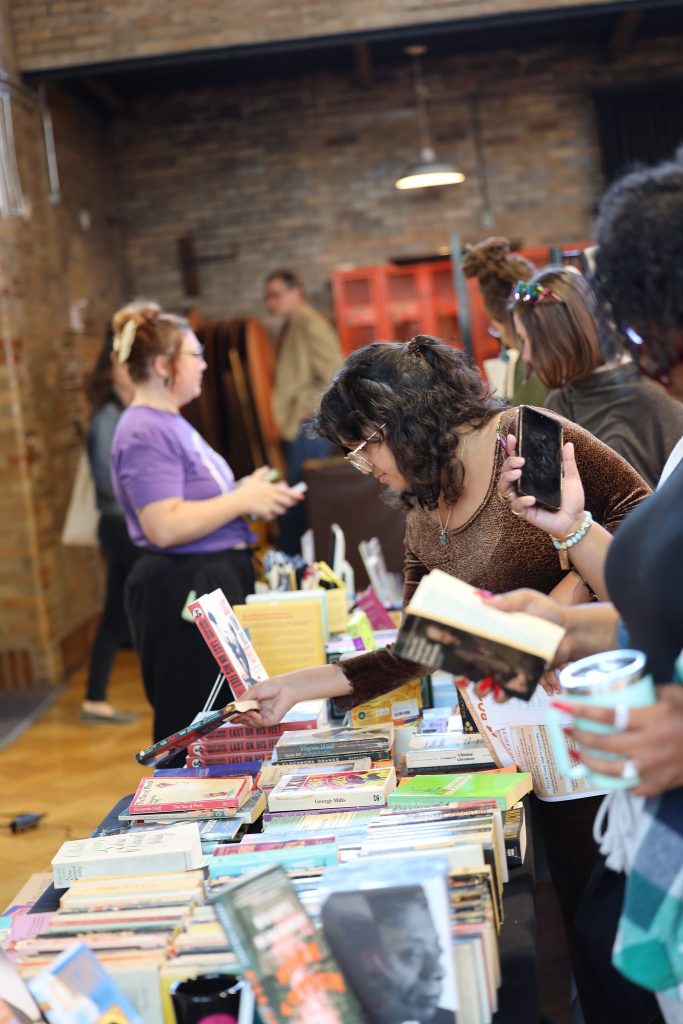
[{"x1": 320, "y1": 858, "x2": 458, "y2": 1024}]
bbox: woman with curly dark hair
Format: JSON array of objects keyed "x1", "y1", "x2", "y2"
[
  {"x1": 240, "y1": 332, "x2": 649, "y2": 1023},
  {"x1": 510, "y1": 266, "x2": 683, "y2": 488},
  {"x1": 462, "y1": 236, "x2": 548, "y2": 405}
]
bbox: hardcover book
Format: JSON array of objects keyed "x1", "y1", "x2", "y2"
[
  {"x1": 211, "y1": 864, "x2": 365, "y2": 1024},
  {"x1": 394, "y1": 569, "x2": 565, "y2": 700},
  {"x1": 51, "y1": 822, "x2": 203, "y2": 887},
  {"x1": 26, "y1": 941, "x2": 144, "y2": 1024},
  {"x1": 188, "y1": 588, "x2": 268, "y2": 699},
  {"x1": 267, "y1": 767, "x2": 397, "y2": 812},
  {"x1": 129, "y1": 775, "x2": 252, "y2": 815},
  {"x1": 388, "y1": 771, "x2": 533, "y2": 811}
]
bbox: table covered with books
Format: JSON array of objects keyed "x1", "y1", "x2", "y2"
[{"x1": 1, "y1": 575, "x2": 559, "y2": 1024}]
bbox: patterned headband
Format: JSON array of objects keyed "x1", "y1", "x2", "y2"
[
  {"x1": 112, "y1": 319, "x2": 137, "y2": 364},
  {"x1": 510, "y1": 281, "x2": 562, "y2": 306}
]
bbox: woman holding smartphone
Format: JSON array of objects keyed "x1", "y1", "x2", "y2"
[{"x1": 239, "y1": 333, "x2": 649, "y2": 1024}]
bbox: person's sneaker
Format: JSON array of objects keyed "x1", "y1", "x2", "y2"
[{"x1": 80, "y1": 707, "x2": 137, "y2": 724}]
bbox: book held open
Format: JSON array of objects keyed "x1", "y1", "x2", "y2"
[{"x1": 395, "y1": 569, "x2": 565, "y2": 700}]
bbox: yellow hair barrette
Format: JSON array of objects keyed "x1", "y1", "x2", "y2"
[{"x1": 112, "y1": 318, "x2": 137, "y2": 364}]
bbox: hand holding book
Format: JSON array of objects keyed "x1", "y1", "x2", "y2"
[{"x1": 234, "y1": 664, "x2": 353, "y2": 728}]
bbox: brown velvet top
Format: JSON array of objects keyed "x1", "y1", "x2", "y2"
[{"x1": 336, "y1": 407, "x2": 650, "y2": 709}]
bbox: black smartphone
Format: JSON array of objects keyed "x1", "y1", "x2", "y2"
[{"x1": 516, "y1": 406, "x2": 563, "y2": 510}]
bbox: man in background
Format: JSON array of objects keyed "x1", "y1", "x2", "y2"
[{"x1": 264, "y1": 269, "x2": 342, "y2": 555}]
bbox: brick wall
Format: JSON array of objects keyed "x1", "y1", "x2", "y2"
[
  {"x1": 113, "y1": 32, "x2": 681, "y2": 321},
  {"x1": 12, "y1": 0, "x2": 629, "y2": 73},
  {"x1": 0, "y1": 72, "x2": 127, "y2": 686}
]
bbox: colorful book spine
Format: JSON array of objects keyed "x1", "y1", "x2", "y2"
[{"x1": 154, "y1": 761, "x2": 263, "y2": 778}]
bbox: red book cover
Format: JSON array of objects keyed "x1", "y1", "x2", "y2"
[
  {"x1": 187, "y1": 740, "x2": 277, "y2": 758},
  {"x1": 188, "y1": 589, "x2": 268, "y2": 700},
  {"x1": 129, "y1": 775, "x2": 253, "y2": 814}
]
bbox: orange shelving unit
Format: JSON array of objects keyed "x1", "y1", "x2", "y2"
[{"x1": 332, "y1": 245, "x2": 591, "y2": 371}]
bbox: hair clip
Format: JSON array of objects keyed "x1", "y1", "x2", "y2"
[
  {"x1": 112, "y1": 319, "x2": 137, "y2": 364},
  {"x1": 510, "y1": 281, "x2": 562, "y2": 306}
]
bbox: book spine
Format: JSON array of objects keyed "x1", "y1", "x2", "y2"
[
  {"x1": 505, "y1": 835, "x2": 523, "y2": 867},
  {"x1": 189, "y1": 604, "x2": 250, "y2": 699},
  {"x1": 187, "y1": 739, "x2": 276, "y2": 756},
  {"x1": 155, "y1": 761, "x2": 262, "y2": 777},
  {"x1": 275, "y1": 744, "x2": 390, "y2": 761},
  {"x1": 405, "y1": 761, "x2": 497, "y2": 775},
  {"x1": 186, "y1": 754, "x2": 265, "y2": 767}
]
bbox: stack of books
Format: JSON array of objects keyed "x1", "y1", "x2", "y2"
[
  {"x1": 404, "y1": 731, "x2": 497, "y2": 775},
  {"x1": 272, "y1": 724, "x2": 394, "y2": 766}
]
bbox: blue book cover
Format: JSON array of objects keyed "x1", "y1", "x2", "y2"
[
  {"x1": 27, "y1": 941, "x2": 144, "y2": 1023},
  {"x1": 154, "y1": 760, "x2": 262, "y2": 778}
]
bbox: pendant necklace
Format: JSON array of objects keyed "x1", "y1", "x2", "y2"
[
  {"x1": 437, "y1": 436, "x2": 467, "y2": 545},
  {"x1": 437, "y1": 504, "x2": 453, "y2": 545}
]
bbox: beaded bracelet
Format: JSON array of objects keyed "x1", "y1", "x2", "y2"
[{"x1": 551, "y1": 511, "x2": 593, "y2": 571}]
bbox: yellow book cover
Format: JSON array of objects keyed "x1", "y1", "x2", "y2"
[
  {"x1": 351, "y1": 679, "x2": 423, "y2": 727},
  {"x1": 234, "y1": 601, "x2": 325, "y2": 675}
]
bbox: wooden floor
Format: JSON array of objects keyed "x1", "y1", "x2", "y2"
[
  {"x1": 0, "y1": 650, "x2": 572, "y2": 1023},
  {"x1": 0, "y1": 650, "x2": 151, "y2": 913}
]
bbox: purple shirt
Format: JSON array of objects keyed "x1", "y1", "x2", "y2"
[{"x1": 111, "y1": 406, "x2": 255, "y2": 554}]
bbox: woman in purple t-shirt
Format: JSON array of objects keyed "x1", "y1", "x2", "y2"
[{"x1": 109, "y1": 303, "x2": 302, "y2": 743}]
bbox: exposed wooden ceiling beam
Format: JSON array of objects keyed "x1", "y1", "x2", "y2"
[
  {"x1": 352, "y1": 42, "x2": 374, "y2": 88},
  {"x1": 607, "y1": 10, "x2": 643, "y2": 59}
]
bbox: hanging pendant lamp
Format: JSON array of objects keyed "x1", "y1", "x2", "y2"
[{"x1": 395, "y1": 46, "x2": 465, "y2": 191}]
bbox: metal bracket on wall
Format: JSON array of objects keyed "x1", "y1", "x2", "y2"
[
  {"x1": 449, "y1": 232, "x2": 473, "y2": 364},
  {"x1": 178, "y1": 233, "x2": 238, "y2": 297}
]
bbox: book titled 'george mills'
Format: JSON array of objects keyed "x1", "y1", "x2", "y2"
[
  {"x1": 394, "y1": 569, "x2": 565, "y2": 700},
  {"x1": 267, "y1": 767, "x2": 397, "y2": 813},
  {"x1": 188, "y1": 588, "x2": 268, "y2": 699},
  {"x1": 211, "y1": 864, "x2": 365, "y2": 1024}
]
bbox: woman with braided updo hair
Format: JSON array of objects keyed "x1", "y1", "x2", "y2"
[
  {"x1": 462, "y1": 236, "x2": 548, "y2": 406},
  {"x1": 235, "y1": 332, "x2": 649, "y2": 1023},
  {"x1": 109, "y1": 302, "x2": 303, "y2": 744}
]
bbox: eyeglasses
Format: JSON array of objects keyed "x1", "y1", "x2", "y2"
[
  {"x1": 344, "y1": 424, "x2": 386, "y2": 474},
  {"x1": 511, "y1": 281, "x2": 562, "y2": 305},
  {"x1": 180, "y1": 343, "x2": 205, "y2": 359}
]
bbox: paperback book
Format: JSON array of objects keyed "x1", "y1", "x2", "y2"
[
  {"x1": 319, "y1": 856, "x2": 458, "y2": 1024},
  {"x1": 50, "y1": 822, "x2": 203, "y2": 887},
  {"x1": 211, "y1": 864, "x2": 365, "y2": 1024},
  {"x1": 188, "y1": 588, "x2": 268, "y2": 698},
  {"x1": 26, "y1": 941, "x2": 144, "y2": 1024},
  {"x1": 129, "y1": 775, "x2": 252, "y2": 815},
  {"x1": 267, "y1": 767, "x2": 397, "y2": 812},
  {"x1": 395, "y1": 569, "x2": 565, "y2": 700},
  {"x1": 273, "y1": 725, "x2": 393, "y2": 764},
  {"x1": 388, "y1": 771, "x2": 533, "y2": 811}
]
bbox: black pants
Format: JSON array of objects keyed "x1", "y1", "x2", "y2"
[
  {"x1": 278, "y1": 426, "x2": 333, "y2": 556},
  {"x1": 125, "y1": 548, "x2": 255, "y2": 744},
  {"x1": 85, "y1": 514, "x2": 142, "y2": 702},
  {"x1": 533, "y1": 795, "x2": 661, "y2": 1024}
]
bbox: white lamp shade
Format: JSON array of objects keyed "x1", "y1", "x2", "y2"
[{"x1": 395, "y1": 147, "x2": 465, "y2": 190}]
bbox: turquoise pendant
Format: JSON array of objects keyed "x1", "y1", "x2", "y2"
[{"x1": 440, "y1": 528, "x2": 447, "y2": 545}]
